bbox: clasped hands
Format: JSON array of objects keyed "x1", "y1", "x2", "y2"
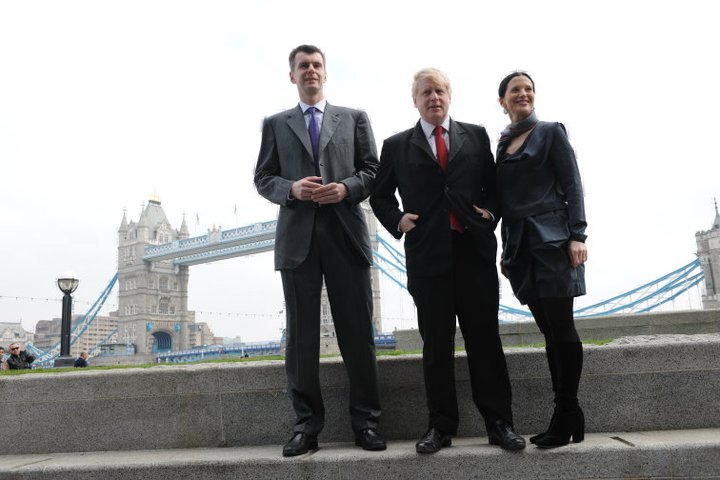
[{"x1": 291, "y1": 176, "x2": 347, "y2": 204}]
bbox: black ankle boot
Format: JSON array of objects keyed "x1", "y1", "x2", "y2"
[
  {"x1": 534, "y1": 406, "x2": 585, "y2": 448},
  {"x1": 534, "y1": 342, "x2": 585, "y2": 449},
  {"x1": 530, "y1": 345, "x2": 558, "y2": 444}
]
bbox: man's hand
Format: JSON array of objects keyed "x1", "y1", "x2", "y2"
[
  {"x1": 399, "y1": 213, "x2": 419, "y2": 233},
  {"x1": 472, "y1": 205, "x2": 492, "y2": 220},
  {"x1": 310, "y1": 182, "x2": 348, "y2": 204},
  {"x1": 291, "y1": 176, "x2": 323, "y2": 201}
]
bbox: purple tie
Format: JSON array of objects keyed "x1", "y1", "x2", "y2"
[{"x1": 307, "y1": 107, "x2": 321, "y2": 175}]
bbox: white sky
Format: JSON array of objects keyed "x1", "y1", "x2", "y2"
[{"x1": 1, "y1": 0, "x2": 718, "y2": 342}]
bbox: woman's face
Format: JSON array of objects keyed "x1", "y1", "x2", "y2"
[{"x1": 499, "y1": 75, "x2": 535, "y2": 123}]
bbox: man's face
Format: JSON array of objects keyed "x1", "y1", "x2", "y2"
[
  {"x1": 289, "y1": 51, "x2": 326, "y2": 98},
  {"x1": 0, "y1": 348, "x2": 4, "y2": 357},
  {"x1": 414, "y1": 78, "x2": 451, "y2": 125},
  {"x1": 9, "y1": 344, "x2": 20, "y2": 356}
]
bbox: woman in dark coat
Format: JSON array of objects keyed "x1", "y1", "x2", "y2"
[{"x1": 491, "y1": 71, "x2": 588, "y2": 448}]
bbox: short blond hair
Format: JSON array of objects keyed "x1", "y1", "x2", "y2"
[{"x1": 412, "y1": 68, "x2": 452, "y2": 99}]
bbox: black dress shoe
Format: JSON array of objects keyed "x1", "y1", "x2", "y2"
[
  {"x1": 488, "y1": 420, "x2": 526, "y2": 451},
  {"x1": 282, "y1": 432, "x2": 318, "y2": 457},
  {"x1": 415, "y1": 427, "x2": 451, "y2": 454},
  {"x1": 354, "y1": 428, "x2": 387, "y2": 451}
]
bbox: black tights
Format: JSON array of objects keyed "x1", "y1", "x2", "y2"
[{"x1": 527, "y1": 297, "x2": 580, "y2": 345}]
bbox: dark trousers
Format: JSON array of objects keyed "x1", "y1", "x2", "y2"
[
  {"x1": 280, "y1": 208, "x2": 381, "y2": 436},
  {"x1": 408, "y1": 232, "x2": 513, "y2": 435}
]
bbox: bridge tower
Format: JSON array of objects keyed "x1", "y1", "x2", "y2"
[
  {"x1": 696, "y1": 198, "x2": 720, "y2": 309},
  {"x1": 367, "y1": 202, "x2": 383, "y2": 335},
  {"x1": 114, "y1": 197, "x2": 199, "y2": 354}
]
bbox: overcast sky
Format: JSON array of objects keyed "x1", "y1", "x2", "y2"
[{"x1": 1, "y1": 0, "x2": 718, "y2": 342}]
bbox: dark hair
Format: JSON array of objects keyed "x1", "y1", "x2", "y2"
[
  {"x1": 288, "y1": 44, "x2": 326, "y2": 71},
  {"x1": 498, "y1": 71, "x2": 535, "y2": 98}
]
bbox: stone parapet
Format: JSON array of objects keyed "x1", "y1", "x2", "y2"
[{"x1": 0, "y1": 335, "x2": 717, "y2": 455}]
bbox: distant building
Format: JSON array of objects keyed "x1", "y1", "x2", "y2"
[
  {"x1": 113, "y1": 197, "x2": 215, "y2": 354},
  {"x1": 696, "y1": 199, "x2": 720, "y2": 310},
  {"x1": 33, "y1": 314, "x2": 118, "y2": 356},
  {"x1": 0, "y1": 321, "x2": 33, "y2": 348}
]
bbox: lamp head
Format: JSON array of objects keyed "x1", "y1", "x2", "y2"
[{"x1": 57, "y1": 272, "x2": 80, "y2": 294}]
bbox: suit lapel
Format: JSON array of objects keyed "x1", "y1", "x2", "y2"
[
  {"x1": 409, "y1": 121, "x2": 437, "y2": 164},
  {"x1": 320, "y1": 103, "x2": 340, "y2": 157},
  {"x1": 448, "y1": 118, "x2": 465, "y2": 164},
  {"x1": 286, "y1": 106, "x2": 314, "y2": 161}
]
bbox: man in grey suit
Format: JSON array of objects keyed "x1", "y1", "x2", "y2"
[{"x1": 254, "y1": 44, "x2": 385, "y2": 457}]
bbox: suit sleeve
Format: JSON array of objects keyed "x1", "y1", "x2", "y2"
[
  {"x1": 254, "y1": 117, "x2": 295, "y2": 207},
  {"x1": 477, "y1": 127, "x2": 501, "y2": 225},
  {"x1": 549, "y1": 123, "x2": 587, "y2": 242},
  {"x1": 370, "y1": 138, "x2": 405, "y2": 240},
  {"x1": 340, "y1": 111, "x2": 379, "y2": 205}
]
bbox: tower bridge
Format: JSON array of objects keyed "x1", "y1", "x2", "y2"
[
  {"x1": 27, "y1": 198, "x2": 720, "y2": 367},
  {"x1": 143, "y1": 220, "x2": 277, "y2": 265}
]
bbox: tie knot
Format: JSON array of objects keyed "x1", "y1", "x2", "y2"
[
  {"x1": 434, "y1": 126, "x2": 444, "y2": 136},
  {"x1": 307, "y1": 106, "x2": 316, "y2": 115}
]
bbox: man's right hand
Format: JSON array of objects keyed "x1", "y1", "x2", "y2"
[
  {"x1": 399, "y1": 213, "x2": 419, "y2": 233},
  {"x1": 291, "y1": 176, "x2": 323, "y2": 201}
]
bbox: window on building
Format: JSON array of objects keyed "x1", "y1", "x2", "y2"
[{"x1": 159, "y1": 298, "x2": 170, "y2": 314}]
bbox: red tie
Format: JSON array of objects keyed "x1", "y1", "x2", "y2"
[{"x1": 435, "y1": 126, "x2": 463, "y2": 232}]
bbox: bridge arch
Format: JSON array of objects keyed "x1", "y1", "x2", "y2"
[{"x1": 151, "y1": 331, "x2": 173, "y2": 352}]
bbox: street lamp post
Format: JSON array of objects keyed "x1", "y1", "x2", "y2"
[{"x1": 55, "y1": 272, "x2": 79, "y2": 368}]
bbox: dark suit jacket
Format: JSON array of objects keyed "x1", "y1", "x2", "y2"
[
  {"x1": 370, "y1": 119, "x2": 499, "y2": 277},
  {"x1": 254, "y1": 103, "x2": 379, "y2": 270}
]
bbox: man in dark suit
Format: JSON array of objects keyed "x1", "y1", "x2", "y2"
[
  {"x1": 370, "y1": 68, "x2": 525, "y2": 452},
  {"x1": 254, "y1": 44, "x2": 384, "y2": 457}
]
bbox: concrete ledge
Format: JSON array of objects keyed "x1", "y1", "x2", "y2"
[
  {"x1": 0, "y1": 335, "x2": 718, "y2": 455},
  {"x1": 394, "y1": 308, "x2": 720, "y2": 350},
  {"x1": 0, "y1": 429, "x2": 718, "y2": 480}
]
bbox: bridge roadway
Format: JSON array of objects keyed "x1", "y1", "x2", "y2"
[
  {"x1": 156, "y1": 335, "x2": 397, "y2": 363},
  {"x1": 143, "y1": 220, "x2": 277, "y2": 265}
]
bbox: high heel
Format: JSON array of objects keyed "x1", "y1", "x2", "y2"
[
  {"x1": 534, "y1": 407, "x2": 585, "y2": 449},
  {"x1": 534, "y1": 342, "x2": 585, "y2": 449}
]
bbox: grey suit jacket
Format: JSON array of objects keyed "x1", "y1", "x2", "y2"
[{"x1": 254, "y1": 103, "x2": 379, "y2": 270}]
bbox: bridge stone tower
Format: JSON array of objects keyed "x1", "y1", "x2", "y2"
[
  {"x1": 367, "y1": 202, "x2": 383, "y2": 335},
  {"x1": 115, "y1": 197, "x2": 198, "y2": 354},
  {"x1": 696, "y1": 199, "x2": 720, "y2": 310}
]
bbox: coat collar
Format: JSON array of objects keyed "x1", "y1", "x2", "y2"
[
  {"x1": 409, "y1": 117, "x2": 466, "y2": 164},
  {"x1": 286, "y1": 102, "x2": 340, "y2": 160}
]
